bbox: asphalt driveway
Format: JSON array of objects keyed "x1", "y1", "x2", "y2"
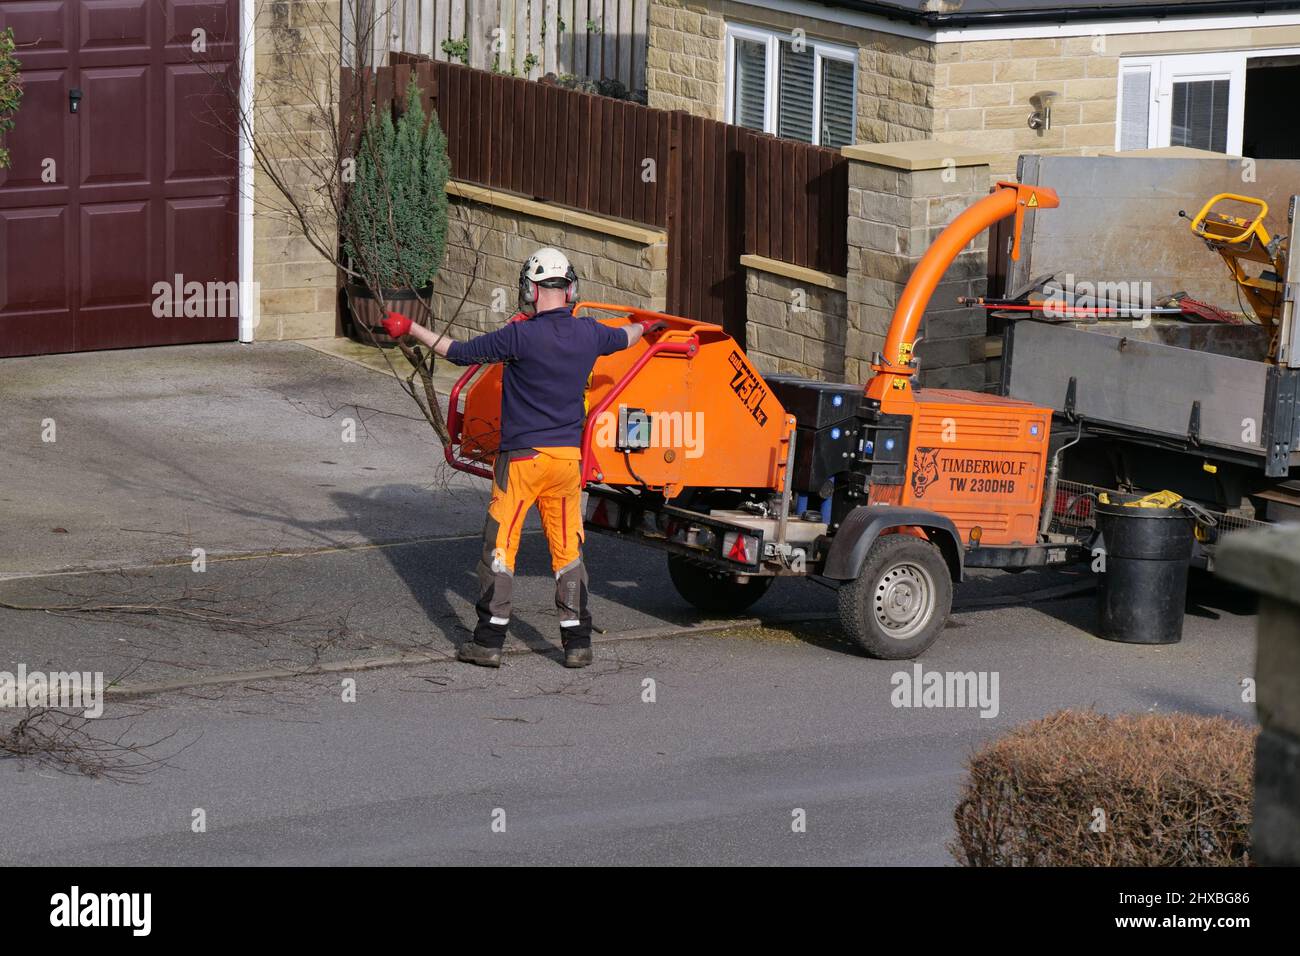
[
  {"x1": 1, "y1": 341, "x2": 480, "y2": 577},
  {"x1": 0, "y1": 341, "x2": 1259, "y2": 865}
]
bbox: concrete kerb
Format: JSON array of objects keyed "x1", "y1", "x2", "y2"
[
  {"x1": 105, "y1": 617, "x2": 764, "y2": 700},
  {"x1": 0, "y1": 531, "x2": 500, "y2": 584},
  {"x1": 97, "y1": 578, "x2": 1093, "y2": 700}
]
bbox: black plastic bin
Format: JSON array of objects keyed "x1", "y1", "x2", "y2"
[{"x1": 1095, "y1": 496, "x2": 1194, "y2": 644}]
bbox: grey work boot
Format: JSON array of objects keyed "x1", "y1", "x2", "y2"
[
  {"x1": 556, "y1": 557, "x2": 593, "y2": 669},
  {"x1": 457, "y1": 641, "x2": 503, "y2": 668},
  {"x1": 563, "y1": 644, "x2": 593, "y2": 668}
]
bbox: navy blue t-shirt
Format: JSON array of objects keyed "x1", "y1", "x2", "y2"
[{"x1": 447, "y1": 308, "x2": 629, "y2": 451}]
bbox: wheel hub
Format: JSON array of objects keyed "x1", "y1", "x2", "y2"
[{"x1": 874, "y1": 563, "x2": 935, "y2": 640}]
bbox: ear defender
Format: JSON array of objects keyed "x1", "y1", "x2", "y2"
[{"x1": 517, "y1": 268, "x2": 537, "y2": 307}]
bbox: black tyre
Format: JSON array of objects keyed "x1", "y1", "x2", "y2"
[
  {"x1": 837, "y1": 534, "x2": 953, "y2": 659},
  {"x1": 667, "y1": 553, "x2": 774, "y2": 614}
]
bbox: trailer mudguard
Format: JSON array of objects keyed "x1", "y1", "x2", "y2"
[{"x1": 822, "y1": 505, "x2": 964, "y2": 582}]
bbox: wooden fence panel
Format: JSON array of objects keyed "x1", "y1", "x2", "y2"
[
  {"x1": 663, "y1": 113, "x2": 744, "y2": 341},
  {"x1": 342, "y1": 62, "x2": 848, "y2": 340},
  {"x1": 742, "y1": 132, "x2": 847, "y2": 276},
  {"x1": 362, "y1": 61, "x2": 670, "y2": 225}
]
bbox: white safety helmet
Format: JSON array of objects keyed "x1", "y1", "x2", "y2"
[{"x1": 518, "y1": 247, "x2": 579, "y2": 307}]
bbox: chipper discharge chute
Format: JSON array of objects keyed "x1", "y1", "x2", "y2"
[{"x1": 447, "y1": 182, "x2": 1104, "y2": 660}]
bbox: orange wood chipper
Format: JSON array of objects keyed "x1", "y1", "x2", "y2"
[{"x1": 446, "y1": 182, "x2": 1088, "y2": 659}]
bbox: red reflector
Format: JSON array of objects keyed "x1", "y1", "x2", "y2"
[
  {"x1": 728, "y1": 534, "x2": 750, "y2": 563},
  {"x1": 1055, "y1": 489, "x2": 1092, "y2": 519}
]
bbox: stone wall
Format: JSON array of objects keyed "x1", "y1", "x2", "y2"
[
  {"x1": 251, "y1": 0, "x2": 340, "y2": 341},
  {"x1": 430, "y1": 187, "x2": 669, "y2": 339},
  {"x1": 844, "y1": 142, "x2": 990, "y2": 389},
  {"x1": 744, "y1": 263, "x2": 848, "y2": 380},
  {"x1": 933, "y1": 23, "x2": 1300, "y2": 178},
  {"x1": 646, "y1": 4, "x2": 1300, "y2": 179},
  {"x1": 857, "y1": 31, "x2": 936, "y2": 144},
  {"x1": 645, "y1": 0, "x2": 726, "y2": 116},
  {"x1": 646, "y1": 0, "x2": 936, "y2": 143},
  {"x1": 933, "y1": 36, "x2": 1118, "y2": 180}
]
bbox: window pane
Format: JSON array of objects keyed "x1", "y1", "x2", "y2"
[
  {"x1": 733, "y1": 38, "x2": 767, "y2": 132},
  {"x1": 1119, "y1": 68, "x2": 1151, "y2": 150},
  {"x1": 820, "y1": 56, "x2": 855, "y2": 148},
  {"x1": 1171, "y1": 78, "x2": 1230, "y2": 152},
  {"x1": 777, "y1": 40, "x2": 815, "y2": 143}
]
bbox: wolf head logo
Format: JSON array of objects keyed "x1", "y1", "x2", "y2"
[{"x1": 910, "y1": 447, "x2": 941, "y2": 499}]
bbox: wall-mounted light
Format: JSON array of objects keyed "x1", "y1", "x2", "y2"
[{"x1": 1028, "y1": 90, "x2": 1058, "y2": 132}]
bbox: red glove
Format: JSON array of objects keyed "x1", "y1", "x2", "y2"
[
  {"x1": 382, "y1": 311, "x2": 412, "y2": 338},
  {"x1": 634, "y1": 318, "x2": 668, "y2": 335}
]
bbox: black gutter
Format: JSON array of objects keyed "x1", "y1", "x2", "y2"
[{"x1": 825, "y1": 0, "x2": 1300, "y2": 28}]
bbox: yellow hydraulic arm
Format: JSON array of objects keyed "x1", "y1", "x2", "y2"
[{"x1": 1186, "y1": 192, "x2": 1289, "y2": 358}]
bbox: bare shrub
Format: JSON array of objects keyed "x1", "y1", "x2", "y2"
[{"x1": 951, "y1": 710, "x2": 1255, "y2": 866}]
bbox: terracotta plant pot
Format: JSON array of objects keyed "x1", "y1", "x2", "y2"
[{"x1": 345, "y1": 283, "x2": 433, "y2": 348}]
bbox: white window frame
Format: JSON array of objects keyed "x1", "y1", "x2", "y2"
[
  {"x1": 1115, "y1": 48, "x2": 1300, "y2": 154},
  {"x1": 724, "y1": 23, "x2": 857, "y2": 147}
]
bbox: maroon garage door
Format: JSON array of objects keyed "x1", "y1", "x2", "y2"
[{"x1": 0, "y1": 0, "x2": 239, "y2": 358}]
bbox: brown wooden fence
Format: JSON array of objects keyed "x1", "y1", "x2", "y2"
[
  {"x1": 377, "y1": 55, "x2": 667, "y2": 225},
  {"x1": 746, "y1": 133, "x2": 849, "y2": 276},
  {"x1": 665, "y1": 113, "x2": 743, "y2": 334},
  {"x1": 344, "y1": 60, "x2": 848, "y2": 341}
]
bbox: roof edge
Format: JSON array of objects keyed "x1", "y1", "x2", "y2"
[{"x1": 824, "y1": 0, "x2": 1300, "y2": 29}]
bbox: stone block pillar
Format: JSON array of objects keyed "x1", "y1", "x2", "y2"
[
  {"x1": 842, "y1": 141, "x2": 994, "y2": 388},
  {"x1": 1218, "y1": 526, "x2": 1300, "y2": 866}
]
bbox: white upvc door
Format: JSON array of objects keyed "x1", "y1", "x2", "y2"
[
  {"x1": 1153, "y1": 53, "x2": 1245, "y2": 155},
  {"x1": 1115, "y1": 51, "x2": 1293, "y2": 155}
]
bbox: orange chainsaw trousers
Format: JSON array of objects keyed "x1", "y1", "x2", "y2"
[{"x1": 472, "y1": 447, "x2": 591, "y2": 650}]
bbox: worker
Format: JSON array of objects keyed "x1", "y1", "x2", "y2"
[{"x1": 381, "y1": 248, "x2": 663, "y2": 668}]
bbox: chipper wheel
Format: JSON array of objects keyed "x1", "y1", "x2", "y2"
[
  {"x1": 837, "y1": 534, "x2": 953, "y2": 660},
  {"x1": 667, "y1": 554, "x2": 773, "y2": 615}
]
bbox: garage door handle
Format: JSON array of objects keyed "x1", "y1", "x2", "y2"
[{"x1": 69, "y1": 88, "x2": 82, "y2": 114}]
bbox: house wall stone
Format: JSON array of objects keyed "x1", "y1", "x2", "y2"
[
  {"x1": 251, "y1": 0, "x2": 341, "y2": 341},
  {"x1": 933, "y1": 23, "x2": 1300, "y2": 178},
  {"x1": 430, "y1": 193, "x2": 668, "y2": 340},
  {"x1": 646, "y1": 0, "x2": 727, "y2": 116},
  {"x1": 646, "y1": 0, "x2": 936, "y2": 143},
  {"x1": 646, "y1": 2, "x2": 1300, "y2": 179}
]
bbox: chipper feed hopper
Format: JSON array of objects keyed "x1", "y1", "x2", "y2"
[
  {"x1": 447, "y1": 182, "x2": 1089, "y2": 659},
  {"x1": 451, "y1": 309, "x2": 797, "y2": 499}
]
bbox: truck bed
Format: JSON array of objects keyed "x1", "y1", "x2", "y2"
[{"x1": 1003, "y1": 317, "x2": 1299, "y2": 476}]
